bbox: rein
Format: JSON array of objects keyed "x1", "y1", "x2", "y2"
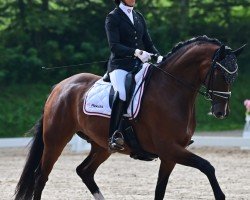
[{"x1": 151, "y1": 64, "x2": 211, "y2": 100}]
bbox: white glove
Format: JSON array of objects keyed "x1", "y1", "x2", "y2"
[
  {"x1": 134, "y1": 49, "x2": 153, "y2": 63},
  {"x1": 157, "y1": 55, "x2": 163, "y2": 63}
]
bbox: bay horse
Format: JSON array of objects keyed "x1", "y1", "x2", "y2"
[{"x1": 15, "y1": 36, "x2": 245, "y2": 200}]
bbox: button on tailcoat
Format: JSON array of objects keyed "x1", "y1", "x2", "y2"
[{"x1": 105, "y1": 7, "x2": 159, "y2": 72}]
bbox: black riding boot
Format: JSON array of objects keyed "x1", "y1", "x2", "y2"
[{"x1": 109, "y1": 92, "x2": 126, "y2": 151}]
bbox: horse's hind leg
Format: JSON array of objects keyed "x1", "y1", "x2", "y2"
[
  {"x1": 33, "y1": 127, "x2": 74, "y2": 200},
  {"x1": 159, "y1": 145, "x2": 225, "y2": 200},
  {"x1": 33, "y1": 143, "x2": 69, "y2": 199},
  {"x1": 76, "y1": 142, "x2": 111, "y2": 200}
]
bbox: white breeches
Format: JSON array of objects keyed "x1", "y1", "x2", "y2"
[{"x1": 109, "y1": 69, "x2": 128, "y2": 101}]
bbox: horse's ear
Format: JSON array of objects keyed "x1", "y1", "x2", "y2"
[
  {"x1": 232, "y1": 44, "x2": 247, "y2": 57},
  {"x1": 218, "y1": 45, "x2": 226, "y2": 60}
]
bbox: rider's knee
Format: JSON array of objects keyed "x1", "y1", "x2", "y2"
[{"x1": 118, "y1": 89, "x2": 126, "y2": 101}]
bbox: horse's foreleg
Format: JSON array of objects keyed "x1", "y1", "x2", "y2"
[
  {"x1": 159, "y1": 145, "x2": 225, "y2": 200},
  {"x1": 76, "y1": 142, "x2": 110, "y2": 200},
  {"x1": 155, "y1": 161, "x2": 176, "y2": 200}
]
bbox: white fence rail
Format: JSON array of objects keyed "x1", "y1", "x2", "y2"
[
  {"x1": 193, "y1": 136, "x2": 250, "y2": 149},
  {"x1": 0, "y1": 134, "x2": 250, "y2": 152},
  {"x1": 0, "y1": 137, "x2": 32, "y2": 148},
  {"x1": 0, "y1": 135, "x2": 91, "y2": 152}
]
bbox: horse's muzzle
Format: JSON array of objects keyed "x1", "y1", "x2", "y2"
[{"x1": 211, "y1": 103, "x2": 229, "y2": 119}]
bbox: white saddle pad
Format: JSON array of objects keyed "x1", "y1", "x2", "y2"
[{"x1": 83, "y1": 63, "x2": 151, "y2": 118}]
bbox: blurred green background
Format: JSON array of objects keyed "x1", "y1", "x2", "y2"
[{"x1": 0, "y1": 0, "x2": 249, "y2": 137}]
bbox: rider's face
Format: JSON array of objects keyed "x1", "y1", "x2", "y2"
[{"x1": 123, "y1": 0, "x2": 136, "y2": 7}]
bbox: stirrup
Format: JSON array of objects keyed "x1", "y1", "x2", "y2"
[{"x1": 109, "y1": 130, "x2": 125, "y2": 151}]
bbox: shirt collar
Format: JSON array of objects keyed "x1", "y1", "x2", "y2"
[{"x1": 119, "y1": 2, "x2": 134, "y2": 15}]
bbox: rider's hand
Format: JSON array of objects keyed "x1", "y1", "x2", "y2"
[
  {"x1": 134, "y1": 49, "x2": 153, "y2": 63},
  {"x1": 157, "y1": 55, "x2": 163, "y2": 63}
]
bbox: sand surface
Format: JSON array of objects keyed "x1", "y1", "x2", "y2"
[{"x1": 1, "y1": 147, "x2": 250, "y2": 200}]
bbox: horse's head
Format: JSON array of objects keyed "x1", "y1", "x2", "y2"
[{"x1": 204, "y1": 44, "x2": 246, "y2": 119}]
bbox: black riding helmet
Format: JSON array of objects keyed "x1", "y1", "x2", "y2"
[{"x1": 114, "y1": 0, "x2": 131, "y2": 6}]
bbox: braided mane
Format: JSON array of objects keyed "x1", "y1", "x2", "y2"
[{"x1": 164, "y1": 35, "x2": 222, "y2": 60}]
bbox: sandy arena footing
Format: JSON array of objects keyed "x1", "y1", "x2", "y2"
[{"x1": 1, "y1": 146, "x2": 250, "y2": 200}]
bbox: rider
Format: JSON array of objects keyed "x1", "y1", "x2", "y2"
[{"x1": 106, "y1": 0, "x2": 163, "y2": 151}]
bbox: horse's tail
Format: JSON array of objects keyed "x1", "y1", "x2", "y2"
[{"x1": 14, "y1": 115, "x2": 44, "y2": 200}]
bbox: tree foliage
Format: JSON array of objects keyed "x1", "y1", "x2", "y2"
[
  {"x1": 0, "y1": 0, "x2": 250, "y2": 136},
  {"x1": 0, "y1": 0, "x2": 249, "y2": 85}
]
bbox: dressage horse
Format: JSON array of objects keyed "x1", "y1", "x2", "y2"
[{"x1": 15, "y1": 36, "x2": 245, "y2": 200}]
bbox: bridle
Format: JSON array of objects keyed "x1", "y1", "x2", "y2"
[
  {"x1": 204, "y1": 47, "x2": 238, "y2": 101},
  {"x1": 204, "y1": 62, "x2": 231, "y2": 101},
  {"x1": 152, "y1": 46, "x2": 238, "y2": 102}
]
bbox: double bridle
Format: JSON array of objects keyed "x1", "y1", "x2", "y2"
[
  {"x1": 204, "y1": 47, "x2": 238, "y2": 101},
  {"x1": 152, "y1": 47, "x2": 238, "y2": 101}
]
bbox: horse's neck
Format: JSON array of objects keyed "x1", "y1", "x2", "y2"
[
  {"x1": 167, "y1": 45, "x2": 216, "y2": 84},
  {"x1": 142, "y1": 43, "x2": 219, "y2": 134},
  {"x1": 153, "y1": 44, "x2": 218, "y2": 108}
]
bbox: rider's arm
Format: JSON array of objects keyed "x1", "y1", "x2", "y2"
[{"x1": 105, "y1": 14, "x2": 136, "y2": 57}]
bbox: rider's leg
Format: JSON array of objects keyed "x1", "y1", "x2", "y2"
[
  {"x1": 109, "y1": 69, "x2": 127, "y2": 101},
  {"x1": 109, "y1": 69, "x2": 128, "y2": 151}
]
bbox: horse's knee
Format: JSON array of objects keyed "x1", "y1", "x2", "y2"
[{"x1": 198, "y1": 160, "x2": 215, "y2": 175}]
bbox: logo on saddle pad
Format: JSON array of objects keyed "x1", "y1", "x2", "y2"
[
  {"x1": 90, "y1": 104, "x2": 103, "y2": 108},
  {"x1": 83, "y1": 63, "x2": 151, "y2": 118}
]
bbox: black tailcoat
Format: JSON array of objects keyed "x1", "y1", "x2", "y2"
[{"x1": 105, "y1": 8, "x2": 160, "y2": 72}]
